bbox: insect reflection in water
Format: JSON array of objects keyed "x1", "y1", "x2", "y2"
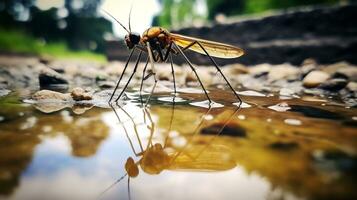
[
  {"x1": 102, "y1": 10, "x2": 245, "y2": 106},
  {"x1": 99, "y1": 102, "x2": 240, "y2": 199}
]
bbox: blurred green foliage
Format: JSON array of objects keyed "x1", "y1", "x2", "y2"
[
  {"x1": 154, "y1": 0, "x2": 347, "y2": 27},
  {"x1": 152, "y1": 0, "x2": 203, "y2": 28},
  {"x1": 0, "y1": 0, "x2": 112, "y2": 55},
  {"x1": 0, "y1": 29, "x2": 106, "y2": 62},
  {"x1": 243, "y1": 0, "x2": 342, "y2": 14}
]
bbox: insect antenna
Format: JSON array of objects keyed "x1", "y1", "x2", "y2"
[
  {"x1": 128, "y1": 2, "x2": 134, "y2": 33},
  {"x1": 101, "y1": 9, "x2": 130, "y2": 34}
]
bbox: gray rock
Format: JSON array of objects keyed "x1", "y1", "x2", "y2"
[
  {"x1": 98, "y1": 81, "x2": 116, "y2": 89},
  {"x1": 303, "y1": 71, "x2": 330, "y2": 88},
  {"x1": 0, "y1": 89, "x2": 11, "y2": 97},
  {"x1": 39, "y1": 67, "x2": 69, "y2": 87},
  {"x1": 320, "y1": 78, "x2": 348, "y2": 91}
]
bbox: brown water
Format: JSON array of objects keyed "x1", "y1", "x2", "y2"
[{"x1": 0, "y1": 89, "x2": 356, "y2": 200}]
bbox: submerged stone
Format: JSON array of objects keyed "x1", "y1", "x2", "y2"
[{"x1": 201, "y1": 123, "x2": 246, "y2": 137}]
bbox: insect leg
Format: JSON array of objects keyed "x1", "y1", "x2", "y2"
[
  {"x1": 196, "y1": 41, "x2": 243, "y2": 106},
  {"x1": 172, "y1": 42, "x2": 212, "y2": 104},
  {"x1": 109, "y1": 47, "x2": 136, "y2": 102},
  {"x1": 145, "y1": 42, "x2": 158, "y2": 106},
  {"x1": 139, "y1": 57, "x2": 149, "y2": 104},
  {"x1": 163, "y1": 42, "x2": 173, "y2": 61},
  {"x1": 114, "y1": 50, "x2": 143, "y2": 102},
  {"x1": 169, "y1": 53, "x2": 177, "y2": 95}
]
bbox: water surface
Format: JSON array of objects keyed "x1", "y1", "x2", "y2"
[{"x1": 0, "y1": 89, "x2": 356, "y2": 200}]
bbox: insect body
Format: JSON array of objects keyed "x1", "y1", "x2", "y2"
[{"x1": 104, "y1": 11, "x2": 244, "y2": 106}]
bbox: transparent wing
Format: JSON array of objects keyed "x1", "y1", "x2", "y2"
[
  {"x1": 170, "y1": 33, "x2": 244, "y2": 59},
  {"x1": 168, "y1": 144, "x2": 236, "y2": 171}
]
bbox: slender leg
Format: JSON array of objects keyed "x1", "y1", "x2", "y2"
[
  {"x1": 145, "y1": 42, "x2": 158, "y2": 106},
  {"x1": 163, "y1": 42, "x2": 173, "y2": 61},
  {"x1": 140, "y1": 57, "x2": 149, "y2": 104},
  {"x1": 109, "y1": 47, "x2": 136, "y2": 102},
  {"x1": 173, "y1": 42, "x2": 212, "y2": 104},
  {"x1": 196, "y1": 42, "x2": 243, "y2": 105},
  {"x1": 115, "y1": 50, "x2": 143, "y2": 102},
  {"x1": 169, "y1": 53, "x2": 177, "y2": 95}
]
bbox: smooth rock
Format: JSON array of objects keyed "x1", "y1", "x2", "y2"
[
  {"x1": 268, "y1": 64, "x2": 300, "y2": 82},
  {"x1": 222, "y1": 64, "x2": 249, "y2": 75},
  {"x1": 248, "y1": 64, "x2": 271, "y2": 77},
  {"x1": 32, "y1": 90, "x2": 71, "y2": 101},
  {"x1": 301, "y1": 58, "x2": 318, "y2": 76},
  {"x1": 39, "y1": 67, "x2": 69, "y2": 87},
  {"x1": 334, "y1": 67, "x2": 357, "y2": 82},
  {"x1": 346, "y1": 82, "x2": 357, "y2": 92},
  {"x1": 319, "y1": 78, "x2": 348, "y2": 91},
  {"x1": 322, "y1": 62, "x2": 351, "y2": 75},
  {"x1": 71, "y1": 87, "x2": 93, "y2": 101},
  {"x1": 303, "y1": 71, "x2": 330, "y2": 88}
]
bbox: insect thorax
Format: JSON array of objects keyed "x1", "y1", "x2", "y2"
[{"x1": 141, "y1": 27, "x2": 171, "y2": 49}]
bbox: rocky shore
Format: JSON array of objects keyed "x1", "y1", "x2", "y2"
[{"x1": 0, "y1": 55, "x2": 356, "y2": 106}]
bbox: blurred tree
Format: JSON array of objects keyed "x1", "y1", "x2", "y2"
[
  {"x1": 0, "y1": 0, "x2": 112, "y2": 53},
  {"x1": 206, "y1": 0, "x2": 244, "y2": 20},
  {"x1": 153, "y1": 0, "x2": 348, "y2": 27},
  {"x1": 152, "y1": 0, "x2": 203, "y2": 28}
]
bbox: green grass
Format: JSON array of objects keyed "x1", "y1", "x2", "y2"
[{"x1": 0, "y1": 29, "x2": 106, "y2": 63}]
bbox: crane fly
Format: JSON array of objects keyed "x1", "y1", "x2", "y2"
[{"x1": 103, "y1": 10, "x2": 245, "y2": 106}]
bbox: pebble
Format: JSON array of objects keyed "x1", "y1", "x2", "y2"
[
  {"x1": 268, "y1": 64, "x2": 300, "y2": 82},
  {"x1": 222, "y1": 64, "x2": 249, "y2": 75},
  {"x1": 248, "y1": 64, "x2": 271, "y2": 77},
  {"x1": 39, "y1": 67, "x2": 69, "y2": 87},
  {"x1": 303, "y1": 71, "x2": 330, "y2": 88},
  {"x1": 201, "y1": 123, "x2": 246, "y2": 137},
  {"x1": 32, "y1": 90, "x2": 71, "y2": 101},
  {"x1": 346, "y1": 82, "x2": 357, "y2": 92},
  {"x1": 319, "y1": 78, "x2": 348, "y2": 91},
  {"x1": 334, "y1": 67, "x2": 357, "y2": 81},
  {"x1": 71, "y1": 87, "x2": 93, "y2": 101}
]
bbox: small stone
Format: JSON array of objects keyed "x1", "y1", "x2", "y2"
[
  {"x1": 303, "y1": 71, "x2": 330, "y2": 88},
  {"x1": 248, "y1": 64, "x2": 271, "y2": 77},
  {"x1": 39, "y1": 67, "x2": 69, "y2": 87},
  {"x1": 32, "y1": 90, "x2": 71, "y2": 101},
  {"x1": 279, "y1": 88, "x2": 295, "y2": 97},
  {"x1": 270, "y1": 141, "x2": 298, "y2": 151},
  {"x1": 334, "y1": 67, "x2": 357, "y2": 82},
  {"x1": 346, "y1": 82, "x2": 357, "y2": 92},
  {"x1": 322, "y1": 62, "x2": 350, "y2": 75},
  {"x1": 223, "y1": 64, "x2": 249, "y2": 75},
  {"x1": 268, "y1": 64, "x2": 299, "y2": 82},
  {"x1": 319, "y1": 78, "x2": 348, "y2": 91},
  {"x1": 0, "y1": 89, "x2": 11, "y2": 97},
  {"x1": 98, "y1": 81, "x2": 115, "y2": 89},
  {"x1": 201, "y1": 123, "x2": 246, "y2": 137},
  {"x1": 301, "y1": 58, "x2": 318, "y2": 76},
  {"x1": 71, "y1": 87, "x2": 93, "y2": 101}
]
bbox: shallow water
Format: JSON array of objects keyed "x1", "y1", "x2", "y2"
[{"x1": 0, "y1": 89, "x2": 356, "y2": 200}]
